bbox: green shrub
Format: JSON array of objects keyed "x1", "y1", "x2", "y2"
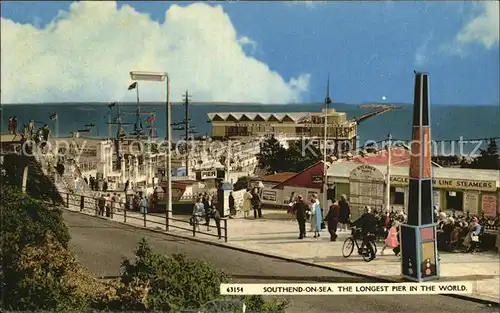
[{"x1": 0, "y1": 187, "x2": 72, "y2": 310}]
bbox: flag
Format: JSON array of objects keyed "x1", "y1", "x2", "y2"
[
  {"x1": 128, "y1": 82, "x2": 137, "y2": 90},
  {"x1": 146, "y1": 115, "x2": 155, "y2": 123},
  {"x1": 49, "y1": 113, "x2": 58, "y2": 120},
  {"x1": 108, "y1": 102, "x2": 116, "y2": 109}
]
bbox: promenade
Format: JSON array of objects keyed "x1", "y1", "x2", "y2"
[{"x1": 65, "y1": 203, "x2": 499, "y2": 304}]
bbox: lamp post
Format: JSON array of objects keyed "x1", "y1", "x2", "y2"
[{"x1": 130, "y1": 71, "x2": 172, "y2": 222}]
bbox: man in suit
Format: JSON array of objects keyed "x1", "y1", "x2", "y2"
[
  {"x1": 325, "y1": 200, "x2": 340, "y2": 241},
  {"x1": 293, "y1": 195, "x2": 308, "y2": 239},
  {"x1": 210, "y1": 207, "x2": 222, "y2": 240}
]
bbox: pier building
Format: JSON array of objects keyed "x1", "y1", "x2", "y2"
[{"x1": 207, "y1": 109, "x2": 358, "y2": 150}]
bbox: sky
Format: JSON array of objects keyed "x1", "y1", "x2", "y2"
[{"x1": 1, "y1": 1, "x2": 499, "y2": 105}]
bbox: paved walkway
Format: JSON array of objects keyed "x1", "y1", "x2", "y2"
[{"x1": 65, "y1": 204, "x2": 499, "y2": 303}]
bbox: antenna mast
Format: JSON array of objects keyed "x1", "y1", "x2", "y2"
[{"x1": 172, "y1": 91, "x2": 196, "y2": 177}]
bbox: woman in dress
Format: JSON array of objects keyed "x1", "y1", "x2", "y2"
[
  {"x1": 243, "y1": 188, "x2": 252, "y2": 218},
  {"x1": 310, "y1": 198, "x2": 322, "y2": 238}
]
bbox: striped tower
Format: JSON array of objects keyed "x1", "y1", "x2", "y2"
[{"x1": 400, "y1": 72, "x2": 440, "y2": 282}]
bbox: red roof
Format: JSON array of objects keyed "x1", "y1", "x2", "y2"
[
  {"x1": 254, "y1": 172, "x2": 297, "y2": 183},
  {"x1": 352, "y1": 147, "x2": 412, "y2": 166}
]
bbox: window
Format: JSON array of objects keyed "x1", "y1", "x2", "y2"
[
  {"x1": 390, "y1": 186, "x2": 405, "y2": 205},
  {"x1": 445, "y1": 190, "x2": 463, "y2": 211}
]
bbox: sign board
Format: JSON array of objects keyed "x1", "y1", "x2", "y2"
[
  {"x1": 282, "y1": 186, "x2": 321, "y2": 205},
  {"x1": 349, "y1": 165, "x2": 385, "y2": 218},
  {"x1": 481, "y1": 195, "x2": 497, "y2": 217},
  {"x1": 463, "y1": 191, "x2": 479, "y2": 215},
  {"x1": 311, "y1": 174, "x2": 323, "y2": 184},
  {"x1": 261, "y1": 189, "x2": 278, "y2": 203},
  {"x1": 390, "y1": 175, "x2": 496, "y2": 192},
  {"x1": 157, "y1": 187, "x2": 185, "y2": 204},
  {"x1": 201, "y1": 170, "x2": 216, "y2": 180}
]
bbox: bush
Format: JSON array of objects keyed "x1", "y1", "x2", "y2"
[
  {"x1": 12, "y1": 238, "x2": 107, "y2": 312},
  {"x1": 102, "y1": 238, "x2": 289, "y2": 312},
  {"x1": 1, "y1": 187, "x2": 288, "y2": 312},
  {"x1": 0, "y1": 187, "x2": 72, "y2": 310}
]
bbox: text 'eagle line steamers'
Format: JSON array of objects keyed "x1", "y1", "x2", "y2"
[{"x1": 220, "y1": 283, "x2": 473, "y2": 295}]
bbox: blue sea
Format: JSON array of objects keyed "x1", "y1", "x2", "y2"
[{"x1": 2, "y1": 103, "x2": 499, "y2": 155}]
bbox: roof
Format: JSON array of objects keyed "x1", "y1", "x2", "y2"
[
  {"x1": 327, "y1": 163, "x2": 500, "y2": 187},
  {"x1": 348, "y1": 147, "x2": 442, "y2": 167},
  {"x1": 273, "y1": 161, "x2": 326, "y2": 189},
  {"x1": 207, "y1": 112, "x2": 315, "y2": 123},
  {"x1": 352, "y1": 147, "x2": 412, "y2": 166},
  {"x1": 253, "y1": 172, "x2": 297, "y2": 183}
]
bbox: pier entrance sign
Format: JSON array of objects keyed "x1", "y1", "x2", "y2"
[{"x1": 349, "y1": 165, "x2": 384, "y2": 218}]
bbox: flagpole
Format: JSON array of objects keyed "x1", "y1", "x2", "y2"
[{"x1": 136, "y1": 82, "x2": 140, "y2": 110}]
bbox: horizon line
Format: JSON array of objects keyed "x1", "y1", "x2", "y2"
[{"x1": 1, "y1": 101, "x2": 499, "y2": 106}]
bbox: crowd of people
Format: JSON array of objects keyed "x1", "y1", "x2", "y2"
[
  {"x1": 84, "y1": 175, "x2": 109, "y2": 192},
  {"x1": 283, "y1": 192, "x2": 492, "y2": 257},
  {"x1": 191, "y1": 192, "x2": 223, "y2": 239},
  {"x1": 436, "y1": 210, "x2": 484, "y2": 253}
]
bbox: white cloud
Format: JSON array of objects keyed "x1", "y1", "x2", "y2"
[
  {"x1": 413, "y1": 32, "x2": 434, "y2": 67},
  {"x1": 455, "y1": 1, "x2": 499, "y2": 49},
  {"x1": 1, "y1": 2, "x2": 310, "y2": 104}
]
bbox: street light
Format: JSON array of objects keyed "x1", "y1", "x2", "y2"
[{"x1": 130, "y1": 71, "x2": 172, "y2": 224}]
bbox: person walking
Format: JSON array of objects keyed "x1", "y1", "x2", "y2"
[
  {"x1": 80, "y1": 195, "x2": 85, "y2": 212},
  {"x1": 202, "y1": 193, "x2": 211, "y2": 226},
  {"x1": 294, "y1": 195, "x2": 308, "y2": 239},
  {"x1": 192, "y1": 198, "x2": 205, "y2": 232},
  {"x1": 381, "y1": 221, "x2": 400, "y2": 255},
  {"x1": 140, "y1": 195, "x2": 148, "y2": 215},
  {"x1": 251, "y1": 187, "x2": 262, "y2": 219},
  {"x1": 325, "y1": 200, "x2": 340, "y2": 241},
  {"x1": 229, "y1": 191, "x2": 236, "y2": 218},
  {"x1": 310, "y1": 198, "x2": 322, "y2": 238},
  {"x1": 243, "y1": 188, "x2": 252, "y2": 218},
  {"x1": 105, "y1": 193, "x2": 112, "y2": 217},
  {"x1": 210, "y1": 207, "x2": 222, "y2": 239},
  {"x1": 97, "y1": 194, "x2": 106, "y2": 216},
  {"x1": 338, "y1": 194, "x2": 351, "y2": 232}
]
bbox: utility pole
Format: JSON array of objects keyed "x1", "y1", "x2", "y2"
[
  {"x1": 323, "y1": 75, "x2": 332, "y2": 213},
  {"x1": 172, "y1": 90, "x2": 197, "y2": 177},
  {"x1": 385, "y1": 133, "x2": 392, "y2": 212}
]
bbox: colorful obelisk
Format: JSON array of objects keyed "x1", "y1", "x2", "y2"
[{"x1": 400, "y1": 72, "x2": 440, "y2": 282}]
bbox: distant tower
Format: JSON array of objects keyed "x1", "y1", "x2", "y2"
[{"x1": 400, "y1": 72, "x2": 439, "y2": 282}]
